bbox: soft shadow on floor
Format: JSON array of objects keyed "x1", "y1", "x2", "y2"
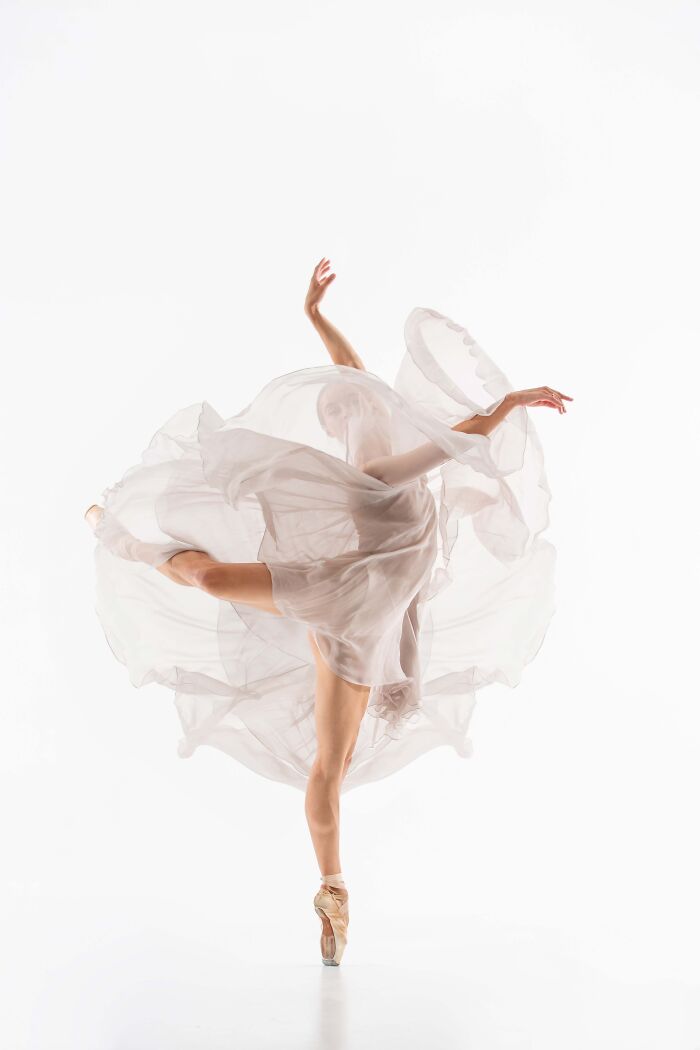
[{"x1": 6, "y1": 897, "x2": 700, "y2": 1050}]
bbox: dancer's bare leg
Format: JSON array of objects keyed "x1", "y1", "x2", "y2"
[
  {"x1": 305, "y1": 629, "x2": 370, "y2": 889},
  {"x1": 159, "y1": 552, "x2": 284, "y2": 617},
  {"x1": 83, "y1": 503, "x2": 283, "y2": 617}
]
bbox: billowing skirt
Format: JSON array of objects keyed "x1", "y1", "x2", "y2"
[{"x1": 90, "y1": 307, "x2": 556, "y2": 793}]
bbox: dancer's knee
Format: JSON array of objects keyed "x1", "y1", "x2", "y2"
[
  {"x1": 309, "y1": 754, "x2": 346, "y2": 787},
  {"x1": 196, "y1": 564, "x2": 231, "y2": 595}
]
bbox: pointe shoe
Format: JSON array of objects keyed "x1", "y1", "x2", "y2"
[
  {"x1": 314, "y1": 884, "x2": 349, "y2": 966},
  {"x1": 84, "y1": 504, "x2": 104, "y2": 532}
]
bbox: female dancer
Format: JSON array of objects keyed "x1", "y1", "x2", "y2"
[{"x1": 85, "y1": 257, "x2": 571, "y2": 965}]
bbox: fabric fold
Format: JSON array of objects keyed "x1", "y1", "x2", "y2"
[{"x1": 90, "y1": 306, "x2": 556, "y2": 792}]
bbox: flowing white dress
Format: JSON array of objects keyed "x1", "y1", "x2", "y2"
[{"x1": 90, "y1": 307, "x2": 556, "y2": 793}]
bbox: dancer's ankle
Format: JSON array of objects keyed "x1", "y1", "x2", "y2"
[{"x1": 321, "y1": 872, "x2": 347, "y2": 892}]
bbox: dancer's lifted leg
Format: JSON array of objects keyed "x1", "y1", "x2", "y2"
[{"x1": 83, "y1": 504, "x2": 282, "y2": 617}]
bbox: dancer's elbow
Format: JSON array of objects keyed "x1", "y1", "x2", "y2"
[{"x1": 359, "y1": 459, "x2": 389, "y2": 484}]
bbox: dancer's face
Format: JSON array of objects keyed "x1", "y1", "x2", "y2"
[{"x1": 318, "y1": 383, "x2": 366, "y2": 441}]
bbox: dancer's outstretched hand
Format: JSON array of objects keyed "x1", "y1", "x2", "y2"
[
  {"x1": 511, "y1": 387, "x2": 573, "y2": 414},
  {"x1": 304, "y1": 257, "x2": 336, "y2": 315}
]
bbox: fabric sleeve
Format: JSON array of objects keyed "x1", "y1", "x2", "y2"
[{"x1": 359, "y1": 439, "x2": 453, "y2": 486}]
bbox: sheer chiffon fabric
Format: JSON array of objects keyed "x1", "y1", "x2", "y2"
[{"x1": 91, "y1": 307, "x2": 556, "y2": 793}]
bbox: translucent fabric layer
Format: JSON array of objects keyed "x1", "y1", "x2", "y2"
[{"x1": 90, "y1": 306, "x2": 556, "y2": 793}]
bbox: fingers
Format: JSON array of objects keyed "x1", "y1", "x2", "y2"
[
  {"x1": 545, "y1": 389, "x2": 564, "y2": 413},
  {"x1": 540, "y1": 386, "x2": 573, "y2": 413},
  {"x1": 544, "y1": 387, "x2": 572, "y2": 400},
  {"x1": 315, "y1": 257, "x2": 335, "y2": 285}
]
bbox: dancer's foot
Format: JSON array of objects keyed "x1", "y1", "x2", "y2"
[
  {"x1": 84, "y1": 504, "x2": 104, "y2": 532},
  {"x1": 84, "y1": 503, "x2": 209, "y2": 587},
  {"x1": 314, "y1": 884, "x2": 350, "y2": 966}
]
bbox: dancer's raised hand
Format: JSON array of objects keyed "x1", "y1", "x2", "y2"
[
  {"x1": 511, "y1": 387, "x2": 573, "y2": 414},
  {"x1": 305, "y1": 257, "x2": 336, "y2": 316}
]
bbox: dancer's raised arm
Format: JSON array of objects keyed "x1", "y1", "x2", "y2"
[
  {"x1": 360, "y1": 386, "x2": 572, "y2": 486},
  {"x1": 304, "y1": 257, "x2": 366, "y2": 371}
]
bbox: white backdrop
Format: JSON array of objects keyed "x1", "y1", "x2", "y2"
[{"x1": 2, "y1": 2, "x2": 699, "y2": 1047}]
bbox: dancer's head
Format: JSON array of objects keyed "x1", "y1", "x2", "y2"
[
  {"x1": 316, "y1": 380, "x2": 363, "y2": 440},
  {"x1": 316, "y1": 379, "x2": 394, "y2": 464},
  {"x1": 316, "y1": 379, "x2": 391, "y2": 441}
]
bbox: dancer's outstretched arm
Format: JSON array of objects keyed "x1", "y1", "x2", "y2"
[
  {"x1": 304, "y1": 257, "x2": 366, "y2": 371},
  {"x1": 360, "y1": 386, "x2": 572, "y2": 486}
]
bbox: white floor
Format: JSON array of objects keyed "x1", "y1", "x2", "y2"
[{"x1": 6, "y1": 894, "x2": 699, "y2": 1050}]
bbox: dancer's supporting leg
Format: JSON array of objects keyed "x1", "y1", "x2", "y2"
[{"x1": 305, "y1": 629, "x2": 370, "y2": 885}]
